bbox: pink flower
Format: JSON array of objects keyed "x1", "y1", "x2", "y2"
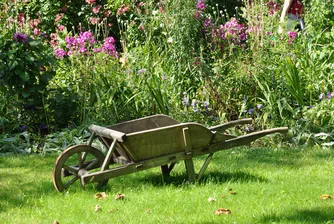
[
  {"x1": 85, "y1": 0, "x2": 96, "y2": 4},
  {"x1": 117, "y1": 4, "x2": 130, "y2": 16},
  {"x1": 196, "y1": 0, "x2": 206, "y2": 11},
  {"x1": 54, "y1": 48, "x2": 67, "y2": 58},
  {"x1": 92, "y1": 5, "x2": 102, "y2": 14},
  {"x1": 103, "y1": 10, "x2": 111, "y2": 18},
  {"x1": 33, "y1": 28, "x2": 39, "y2": 35},
  {"x1": 58, "y1": 25, "x2": 65, "y2": 31},
  {"x1": 101, "y1": 36, "x2": 118, "y2": 58},
  {"x1": 286, "y1": 31, "x2": 297, "y2": 44},
  {"x1": 267, "y1": 1, "x2": 280, "y2": 16},
  {"x1": 90, "y1": 17, "x2": 100, "y2": 25},
  {"x1": 55, "y1": 13, "x2": 63, "y2": 24}
]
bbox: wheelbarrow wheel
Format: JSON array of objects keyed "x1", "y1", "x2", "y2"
[{"x1": 52, "y1": 144, "x2": 107, "y2": 192}]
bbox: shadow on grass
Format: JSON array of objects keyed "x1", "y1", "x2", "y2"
[
  {"x1": 133, "y1": 170, "x2": 268, "y2": 187},
  {"x1": 259, "y1": 206, "x2": 334, "y2": 223}
]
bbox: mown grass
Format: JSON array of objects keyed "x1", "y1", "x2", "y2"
[{"x1": 0, "y1": 147, "x2": 334, "y2": 224}]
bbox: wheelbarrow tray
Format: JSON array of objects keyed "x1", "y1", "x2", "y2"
[{"x1": 53, "y1": 114, "x2": 288, "y2": 192}]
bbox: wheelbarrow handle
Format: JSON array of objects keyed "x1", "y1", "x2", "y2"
[
  {"x1": 209, "y1": 118, "x2": 253, "y2": 133},
  {"x1": 89, "y1": 125, "x2": 126, "y2": 142}
]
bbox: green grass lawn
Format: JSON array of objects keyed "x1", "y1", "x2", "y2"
[{"x1": 1, "y1": 147, "x2": 333, "y2": 224}]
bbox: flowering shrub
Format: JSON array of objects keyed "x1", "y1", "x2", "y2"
[{"x1": 53, "y1": 31, "x2": 118, "y2": 59}]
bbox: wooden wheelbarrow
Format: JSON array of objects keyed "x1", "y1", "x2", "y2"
[{"x1": 52, "y1": 114, "x2": 288, "y2": 192}]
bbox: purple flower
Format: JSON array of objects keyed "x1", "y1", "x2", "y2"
[
  {"x1": 196, "y1": 0, "x2": 206, "y2": 11},
  {"x1": 13, "y1": 33, "x2": 28, "y2": 43},
  {"x1": 204, "y1": 18, "x2": 213, "y2": 28},
  {"x1": 101, "y1": 36, "x2": 118, "y2": 58},
  {"x1": 137, "y1": 68, "x2": 147, "y2": 75},
  {"x1": 203, "y1": 101, "x2": 209, "y2": 108},
  {"x1": 20, "y1": 125, "x2": 27, "y2": 132},
  {"x1": 54, "y1": 48, "x2": 67, "y2": 58},
  {"x1": 327, "y1": 92, "x2": 334, "y2": 99},
  {"x1": 182, "y1": 97, "x2": 189, "y2": 106},
  {"x1": 257, "y1": 104, "x2": 263, "y2": 110},
  {"x1": 286, "y1": 31, "x2": 297, "y2": 44},
  {"x1": 248, "y1": 108, "x2": 254, "y2": 115}
]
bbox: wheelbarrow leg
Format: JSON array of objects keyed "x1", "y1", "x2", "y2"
[
  {"x1": 161, "y1": 165, "x2": 170, "y2": 182},
  {"x1": 183, "y1": 127, "x2": 196, "y2": 183},
  {"x1": 161, "y1": 163, "x2": 176, "y2": 182}
]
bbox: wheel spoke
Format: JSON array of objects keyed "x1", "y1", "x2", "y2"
[
  {"x1": 64, "y1": 176, "x2": 79, "y2": 189},
  {"x1": 63, "y1": 165, "x2": 78, "y2": 174},
  {"x1": 85, "y1": 159, "x2": 99, "y2": 170},
  {"x1": 81, "y1": 152, "x2": 88, "y2": 163},
  {"x1": 77, "y1": 152, "x2": 83, "y2": 168}
]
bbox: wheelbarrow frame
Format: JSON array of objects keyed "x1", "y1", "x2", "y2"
[{"x1": 52, "y1": 114, "x2": 288, "y2": 192}]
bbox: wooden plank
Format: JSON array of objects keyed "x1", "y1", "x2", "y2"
[
  {"x1": 183, "y1": 127, "x2": 196, "y2": 183},
  {"x1": 89, "y1": 125, "x2": 126, "y2": 142}
]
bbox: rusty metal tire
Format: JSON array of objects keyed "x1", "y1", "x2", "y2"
[{"x1": 52, "y1": 144, "x2": 106, "y2": 192}]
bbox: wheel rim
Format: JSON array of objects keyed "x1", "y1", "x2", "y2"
[{"x1": 52, "y1": 145, "x2": 105, "y2": 192}]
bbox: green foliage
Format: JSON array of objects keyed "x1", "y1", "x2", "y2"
[
  {"x1": 0, "y1": 33, "x2": 55, "y2": 97},
  {"x1": 280, "y1": 57, "x2": 305, "y2": 107}
]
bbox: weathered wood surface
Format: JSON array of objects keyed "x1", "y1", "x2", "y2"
[
  {"x1": 207, "y1": 127, "x2": 289, "y2": 152},
  {"x1": 89, "y1": 125, "x2": 126, "y2": 142},
  {"x1": 123, "y1": 123, "x2": 213, "y2": 161},
  {"x1": 183, "y1": 127, "x2": 196, "y2": 182},
  {"x1": 107, "y1": 114, "x2": 179, "y2": 134},
  {"x1": 209, "y1": 118, "x2": 252, "y2": 133}
]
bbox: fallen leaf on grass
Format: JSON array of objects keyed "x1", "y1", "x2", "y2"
[
  {"x1": 208, "y1": 197, "x2": 216, "y2": 202},
  {"x1": 94, "y1": 205, "x2": 102, "y2": 212},
  {"x1": 115, "y1": 193, "x2": 125, "y2": 200},
  {"x1": 320, "y1": 194, "x2": 334, "y2": 200},
  {"x1": 228, "y1": 188, "x2": 237, "y2": 195},
  {"x1": 214, "y1": 208, "x2": 232, "y2": 215},
  {"x1": 53, "y1": 221, "x2": 59, "y2": 224},
  {"x1": 94, "y1": 192, "x2": 108, "y2": 200}
]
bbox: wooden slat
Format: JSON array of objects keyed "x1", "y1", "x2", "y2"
[{"x1": 183, "y1": 127, "x2": 196, "y2": 183}]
